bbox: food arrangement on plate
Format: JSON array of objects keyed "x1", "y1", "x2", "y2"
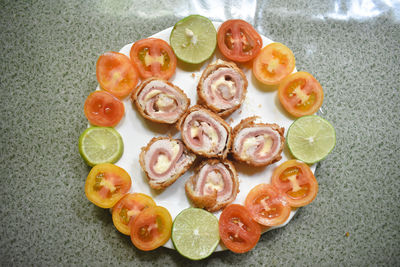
[{"x1": 79, "y1": 15, "x2": 336, "y2": 260}]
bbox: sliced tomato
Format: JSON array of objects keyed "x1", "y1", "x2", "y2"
[
  {"x1": 219, "y1": 204, "x2": 261, "y2": 253},
  {"x1": 96, "y1": 51, "x2": 138, "y2": 99},
  {"x1": 112, "y1": 193, "x2": 156, "y2": 235},
  {"x1": 253, "y1": 42, "x2": 296, "y2": 85},
  {"x1": 271, "y1": 160, "x2": 318, "y2": 207},
  {"x1": 130, "y1": 206, "x2": 172, "y2": 251},
  {"x1": 84, "y1": 91, "x2": 125, "y2": 127},
  {"x1": 130, "y1": 38, "x2": 177, "y2": 80},
  {"x1": 84, "y1": 163, "x2": 131, "y2": 209},
  {"x1": 278, "y1": 71, "x2": 324, "y2": 117},
  {"x1": 217, "y1": 19, "x2": 262, "y2": 62},
  {"x1": 245, "y1": 184, "x2": 291, "y2": 227}
]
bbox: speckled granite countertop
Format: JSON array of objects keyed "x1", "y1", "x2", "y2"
[{"x1": 1, "y1": 0, "x2": 399, "y2": 266}]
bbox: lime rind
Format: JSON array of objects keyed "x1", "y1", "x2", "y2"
[
  {"x1": 171, "y1": 208, "x2": 220, "y2": 260},
  {"x1": 287, "y1": 115, "x2": 336, "y2": 164},
  {"x1": 170, "y1": 15, "x2": 217, "y2": 64},
  {"x1": 79, "y1": 126, "x2": 124, "y2": 166}
]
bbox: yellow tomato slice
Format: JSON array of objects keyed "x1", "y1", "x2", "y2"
[
  {"x1": 96, "y1": 51, "x2": 138, "y2": 99},
  {"x1": 112, "y1": 193, "x2": 156, "y2": 235},
  {"x1": 278, "y1": 71, "x2": 324, "y2": 117},
  {"x1": 84, "y1": 163, "x2": 131, "y2": 209},
  {"x1": 130, "y1": 206, "x2": 172, "y2": 251},
  {"x1": 253, "y1": 43, "x2": 295, "y2": 85},
  {"x1": 271, "y1": 160, "x2": 318, "y2": 207}
]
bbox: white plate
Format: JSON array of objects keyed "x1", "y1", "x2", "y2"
[{"x1": 100, "y1": 22, "x2": 316, "y2": 251}]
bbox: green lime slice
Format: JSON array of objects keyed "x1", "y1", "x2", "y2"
[
  {"x1": 170, "y1": 15, "x2": 217, "y2": 64},
  {"x1": 171, "y1": 208, "x2": 220, "y2": 260},
  {"x1": 287, "y1": 115, "x2": 336, "y2": 164},
  {"x1": 79, "y1": 126, "x2": 123, "y2": 166}
]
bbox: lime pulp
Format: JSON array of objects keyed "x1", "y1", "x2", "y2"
[
  {"x1": 79, "y1": 126, "x2": 123, "y2": 166},
  {"x1": 170, "y1": 15, "x2": 217, "y2": 64},
  {"x1": 286, "y1": 115, "x2": 336, "y2": 164},
  {"x1": 171, "y1": 208, "x2": 220, "y2": 260}
]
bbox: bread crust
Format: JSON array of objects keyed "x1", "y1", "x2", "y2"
[
  {"x1": 185, "y1": 159, "x2": 239, "y2": 212},
  {"x1": 231, "y1": 116, "x2": 285, "y2": 167},
  {"x1": 177, "y1": 105, "x2": 232, "y2": 159},
  {"x1": 131, "y1": 77, "x2": 190, "y2": 124},
  {"x1": 197, "y1": 60, "x2": 248, "y2": 117},
  {"x1": 139, "y1": 136, "x2": 195, "y2": 190}
]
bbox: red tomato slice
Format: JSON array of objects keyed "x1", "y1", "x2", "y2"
[
  {"x1": 253, "y1": 42, "x2": 296, "y2": 85},
  {"x1": 84, "y1": 163, "x2": 131, "y2": 209},
  {"x1": 219, "y1": 204, "x2": 261, "y2": 253},
  {"x1": 245, "y1": 184, "x2": 291, "y2": 227},
  {"x1": 84, "y1": 91, "x2": 125, "y2": 127},
  {"x1": 112, "y1": 193, "x2": 156, "y2": 235},
  {"x1": 96, "y1": 51, "x2": 138, "y2": 99},
  {"x1": 217, "y1": 19, "x2": 262, "y2": 62},
  {"x1": 130, "y1": 38, "x2": 177, "y2": 80},
  {"x1": 278, "y1": 71, "x2": 324, "y2": 117},
  {"x1": 271, "y1": 160, "x2": 318, "y2": 207},
  {"x1": 130, "y1": 206, "x2": 172, "y2": 251}
]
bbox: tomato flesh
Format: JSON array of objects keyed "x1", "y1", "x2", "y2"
[
  {"x1": 85, "y1": 163, "x2": 131, "y2": 209},
  {"x1": 112, "y1": 193, "x2": 156, "y2": 235},
  {"x1": 253, "y1": 42, "x2": 296, "y2": 85},
  {"x1": 217, "y1": 19, "x2": 262, "y2": 62},
  {"x1": 130, "y1": 38, "x2": 177, "y2": 80},
  {"x1": 245, "y1": 184, "x2": 291, "y2": 227},
  {"x1": 130, "y1": 206, "x2": 172, "y2": 251},
  {"x1": 278, "y1": 71, "x2": 324, "y2": 117},
  {"x1": 84, "y1": 91, "x2": 124, "y2": 127},
  {"x1": 219, "y1": 204, "x2": 261, "y2": 253},
  {"x1": 96, "y1": 52, "x2": 138, "y2": 99},
  {"x1": 271, "y1": 160, "x2": 318, "y2": 207}
]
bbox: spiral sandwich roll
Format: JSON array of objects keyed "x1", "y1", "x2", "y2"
[
  {"x1": 132, "y1": 78, "x2": 190, "y2": 124},
  {"x1": 139, "y1": 137, "x2": 196, "y2": 190},
  {"x1": 197, "y1": 60, "x2": 248, "y2": 117},
  {"x1": 178, "y1": 105, "x2": 232, "y2": 159},
  {"x1": 232, "y1": 116, "x2": 285, "y2": 167},
  {"x1": 185, "y1": 159, "x2": 239, "y2": 212}
]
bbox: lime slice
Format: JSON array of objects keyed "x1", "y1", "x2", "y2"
[
  {"x1": 79, "y1": 126, "x2": 123, "y2": 166},
  {"x1": 170, "y1": 15, "x2": 217, "y2": 64},
  {"x1": 287, "y1": 115, "x2": 336, "y2": 164},
  {"x1": 171, "y1": 208, "x2": 219, "y2": 260}
]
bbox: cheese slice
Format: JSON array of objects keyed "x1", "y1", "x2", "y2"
[
  {"x1": 259, "y1": 135, "x2": 273, "y2": 156},
  {"x1": 205, "y1": 171, "x2": 223, "y2": 192},
  {"x1": 241, "y1": 137, "x2": 257, "y2": 159},
  {"x1": 153, "y1": 142, "x2": 180, "y2": 174},
  {"x1": 144, "y1": 90, "x2": 162, "y2": 101},
  {"x1": 211, "y1": 76, "x2": 235, "y2": 96}
]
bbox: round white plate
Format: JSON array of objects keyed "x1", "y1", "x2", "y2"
[{"x1": 101, "y1": 22, "x2": 316, "y2": 251}]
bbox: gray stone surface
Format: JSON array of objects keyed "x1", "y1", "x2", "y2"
[{"x1": 0, "y1": 0, "x2": 399, "y2": 266}]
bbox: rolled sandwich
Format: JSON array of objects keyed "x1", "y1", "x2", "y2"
[
  {"x1": 178, "y1": 105, "x2": 232, "y2": 159},
  {"x1": 185, "y1": 159, "x2": 239, "y2": 212},
  {"x1": 139, "y1": 137, "x2": 196, "y2": 190},
  {"x1": 132, "y1": 78, "x2": 190, "y2": 124},
  {"x1": 232, "y1": 116, "x2": 285, "y2": 167},
  {"x1": 197, "y1": 60, "x2": 248, "y2": 117}
]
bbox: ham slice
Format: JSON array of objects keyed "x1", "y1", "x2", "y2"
[
  {"x1": 232, "y1": 116, "x2": 285, "y2": 167},
  {"x1": 139, "y1": 137, "x2": 196, "y2": 189},
  {"x1": 198, "y1": 60, "x2": 248, "y2": 117},
  {"x1": 132, "y1": 78, "x2": 190, "y2": 124},
  {"x1": 185, "y1": 159, "x2": 239, "y2": 212},
  {"x1": 178, "y1": 105, "x2": 232, "y2": 159}
]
